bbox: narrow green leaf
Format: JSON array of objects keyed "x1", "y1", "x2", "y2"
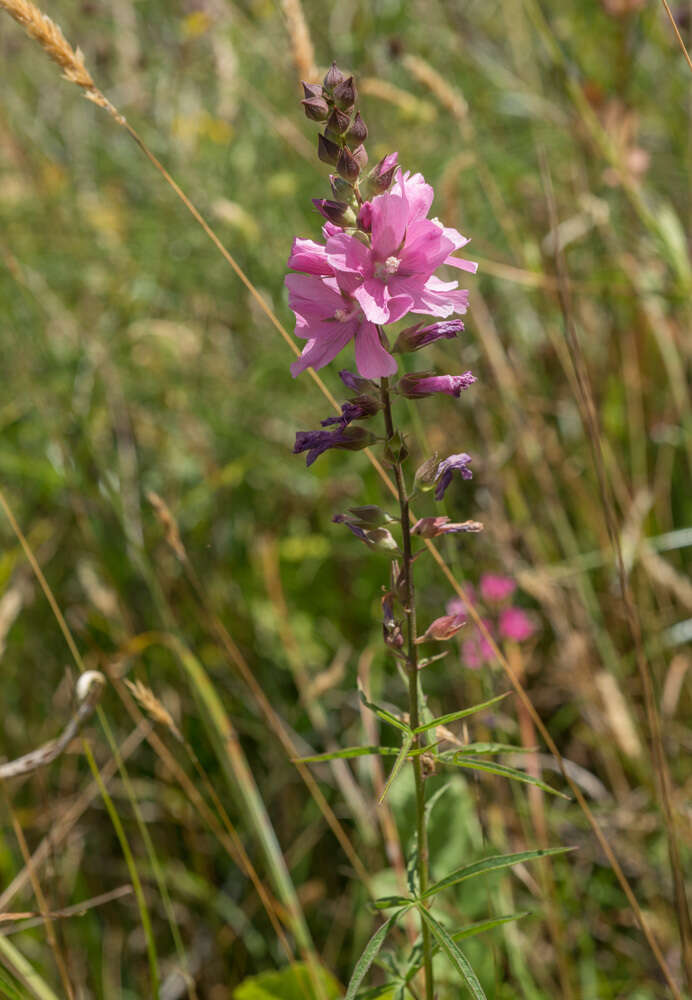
[
  {"x1": 405, "y1": 913, "x2": 530, "y2": 982},
  {"x1": 379, "y1": 736, "x2": 413, "y2": 803},
  {"x1": 423, "y1": 847, "x2": 573, "y2": 900},
  {"x1": 440, "y1": 755, "x2": 570, "y2": 798},
  {"x1": 358, "y1": 686, "x2": 412, "y2": 735},
  {"x1": 345, "y1": 911, "x2": 405, "y2": 1000},
  {"x1": 417, "y1": 908, "x2": 487, "y2": 1000},
  {"x1": 295, "y1": 746, "x2": 401, "y2": 763},
  {"x1": 372, "y1": 895, "x2": 411, "y2": 910},
  {"x1": 412, "y1": 692, "x2": 510, "y2": 734},
  {"x1": 450, "y1": 742, "x2": 535, "y2": 755}
]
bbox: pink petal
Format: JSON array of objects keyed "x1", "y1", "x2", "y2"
[
  {"x1": 290, "y1": 326, "x2": 354, "y2": 376},
  {"x1": 288, "y1": 237, "x2": 333, "y2": 275},
  {"x1": 446, "y1": 254, "x2": 479, "y2": 274},
  {"x1": 326, "y1": 231, "x2": 371, "y2": 276},
  {"x1": 354, "y1": 323, "x2": 398, "y2": 378},
  {"x1": 394, "y1": 170, "x2": 434, "y2": 220},
  {"x1": 286, "y1": 273, "x2": 343, "y2": 320},
  {"x1": 499, "y1": 607, "x2": 535, "y2": 642},
  {"x1": 354, "y1": 278, "x2": 391, "y2": 324},
  {"x1": 370, "y1": 194, "x2": 408, "y2": 258},
  {"x1": 480, "y1": 575, "x2": 516, "y2": 603}
]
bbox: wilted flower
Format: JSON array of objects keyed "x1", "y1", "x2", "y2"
[
  {"x1": 320, "y1": 394, "x2": 381, "y2": 427},
  {"x1": 412, "y1": 516, "x2": 483, "y2": 538},
  {"x1": 416, "y1": 612, "x2": 466, "y2": 643},
  {"x1": 397, "y1": 372, "x2": 476, "y2": 399},
  {"x1": 293, "y1": 425, "x2": 376, "y2": 466},
  {"x1": 433, "y1": 453, "x2": 473, "y2": 500}
]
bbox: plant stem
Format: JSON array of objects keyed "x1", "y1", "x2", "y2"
[{"x1": 380, "y1": 375, "x2": 434, "y2": 1000}]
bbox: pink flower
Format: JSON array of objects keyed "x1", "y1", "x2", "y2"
[
  {"x1": 416, "y1": 612, "x2": 466, "y2": 643},
  {"x1": 461, "y1": 619, "x2": 495, "y2": 669},
  {"x1": 498, "y1": 607, "x2": 535, "y2": 642},
  {"x1": 324, "y1": 167, "x2": 476, "y2": 326},
  {"x1": 286, "y1": 273, "x2": 397, "y2": 378},
  {"x1": 480, "y1": 574, "x2": 516, "y2": 603},
  {"x1": 397, "y1": 372, "x2": 476, "y2": 399}
]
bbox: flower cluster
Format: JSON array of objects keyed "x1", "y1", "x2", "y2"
[
  {"x1": 447, "y1": 575, "x2": 536, "y2": 669},
  {"x1": 287, "y1": 62, "x2": 477, "y2": 380}
]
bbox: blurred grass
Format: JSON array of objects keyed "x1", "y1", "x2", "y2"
[{"x1": 0, "y1": 0, "x2": 690, "y2": 997}]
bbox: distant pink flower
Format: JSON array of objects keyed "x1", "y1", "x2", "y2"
[
  {"x1": 480, "y1": 574, "x2": 516, "y2": 603},
  {"x1": 286, "y1": 273, "x2": 397, "y2": 378},
  {"x1": 498, "y1": 607, "x2": 535, "y2": 642},
  {"x1": 461, "y1": 618, "x2": 495, "y2": 669}
]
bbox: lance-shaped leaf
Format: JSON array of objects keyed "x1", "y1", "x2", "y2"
[
  {"x1": 345, "y1": 910, "x2": 407, "y2": 1000},
  {"x1": 450, "y1": 742, "x2": 537, "y2": 756},
  {"x1": 422, "y1": 847, "x2": 573, "y2": 901},
  {"x1": 295, "y1": 746, "x2": 400, "y2": 763},
  {"x1": 417, "y1": 907, "x2": 487, "y2": 1000},
  {"x1": 358, "y1": 685, "x2": 412, "y2": 735},
  {"x1": 405, "y1": 912, "x2": 530, "y2": 981},
  {"x1": 412, "y1": 692, "x2": 510, "y2": 735},
  {"x1": 379, "y1": 735, "x2": 413, "y2": 803},
  {"x1": 439, "y1": 754, "x2": 570, "y2": 798},
  {"x1": 371, "y1": 895, "x2": 411, "y2": 910}
]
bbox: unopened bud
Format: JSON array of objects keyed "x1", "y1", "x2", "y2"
[
  {"x1": 347, "y1": 111, "x2": 368, "y2": 143},
  {"x1": 416, "y1": 613, "x2": 466, "y2": 643},
  {"x1": 323, "y1": 61, "x2": 345, "y2": 90},
  {"x1": 329, "y1": 174, "x2": 354, "y2": 199},
  {"x1": 302, "y1": 96, "x2": 329, "y2": 121},
  {"x1": 312, "y1": 198, "x2": 356, "y2": 226},
  {"x1": 347, "y1": 505, "x2": 395, "y2": 527},
  {"x1": 357, "y1": 201, "x2": 373, "y2": 232},
  {"x1": 352, "y1": 144, "x2": 368, "y2": 169},
  {"x1": 366, "y1": 152, "x2": 399, "y2": 195},
  {"x1": 384, "y1": 430, "x2": 408, "y2": 464},
  {"x1": 333, "y1": 75, "x2": 357, "y2": 109},
  {"x1": 414, "y1": 454, "x2": 440, "y2": 490},
  {"x1": 318, "y1": 133, "x2": 341, "y2": 166},
  {"x1": 302, "y1": 81, "x2": 324, "y2": 100},
  {"x1": 327, "y1": 106, "x2": 351, "y2": 135},
  {"x1": 337, "y1": 146, "x2": 360, "y2": 182}
]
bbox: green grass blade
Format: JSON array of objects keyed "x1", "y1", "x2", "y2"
[
  {"x1": 83, "y1": 741, "x2": 160, "y2": 998},
  {"x1": 423, "y1": 847, "x2": 573, "y2": 900},
  {"x1": 439, "y1": 754, "x2": 570, "y2": 798},
  {"x1": 412, "y1": 693, "x2": 510, "y2": 734},
  {"x1": 417, "y1": 907, "x2": 487, "y2": 1000},
  {"x1": 0, "y1": 938, "x2": 60, "y2": 1000}
]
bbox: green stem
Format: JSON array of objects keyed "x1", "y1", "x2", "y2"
[{"x1": 380, "y1": 375, "x2": 434, "y2": 1000}]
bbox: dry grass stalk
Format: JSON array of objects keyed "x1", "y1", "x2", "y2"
[
  {"x1": 124, "y1": 678, "x2": 182, "y2": 742},
  {"x1": 279, "y1": 0, "x2": 317, "y2": 83},
  {"x1": 402, "y1": 53, "x2": 468, "y2": 121},
  {"x1": 0, "y1": 0, "x2": 126, "y2": 124}
]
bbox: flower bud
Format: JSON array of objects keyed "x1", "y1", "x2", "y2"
[
  {"x1": 333, "y1": 75, "x2": 357, "y2": 109},
  {"x1": 384, "y1": 430, "x2": 408, "y2": 464},
  {"x1": 312, "y1": 198, "x2": 356, "y2": 227},
  {"x1": 393, "y1": 319, "x2": 463, "y2": 354},
  {"x1": 327, "y1": 106, "x2": 351, "y2": 135},
  {"x1": 339, "y1": 370, "x2": 375, "y2": 393},
  {"x1": 397, "y1": 372, "x2": 476, "y2": 399},
  {"x1": 412, "y1": 516, "x2": 483, "y2": 538},
  {"x1": 365, "y1": 152, "x2": 399, "y2": 195},
  {"x1": 416, "y1": 612, "x2": 466, "y2": 643},
  {"x1": 329, "y1": 174, "x2": 354, "y2": 199},
  {"x1": 337, "y1": 146, "x2": 360, "y2": 182},
  {"x1": 302, "y1": 96, "x2": 330, "y2": 121},
  {"x1": 351, "y1": 143, "x2": 368, "y2": 169},
  {"x1": 302, "y1": 81, "x2": 324, "y2": 100},
  {"x1": 347, "y1": 111, "x2": 368, "y2": 143},
  {"x1": 318, "y1": 133, "x2": 341, "y2": 166},
  {"x1": 414, "y1": 454, "x2": 440, "y2": 491},
  {"x1": 347, "y1": 505, "x2": 395, "y2": 526},
  {"x1": 323, "y1": 61, "x2": 345, "y2": 90},
  {"x1": 357, "y1": 201, "x2": 373, "y2": 232}
]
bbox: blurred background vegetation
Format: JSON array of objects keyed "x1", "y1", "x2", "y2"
[{"x1": 0, "y1": 0, "x2": 690, "y2": 997}]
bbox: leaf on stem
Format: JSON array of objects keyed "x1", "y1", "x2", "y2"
[
  {"x1": 412, "y1": 692, "x2": 511, "y2": 734},
  {"x1": 439, "y1": 755, "x2": 571, "y2": 798},
  {"x1": 344, "y1": 910, "x2": 407, "y2": 1000},
  {"x1": 357, "y1": 685, "x2": 412, "y2": 735},
  {"x1": 417, "y1": 907, "x2": 487, "y2": 1000},
  {"x1": 422, "y1": 847, "x2": 574, "y2": 900},
  {"x1": 379, "y1": 736, "x2": 413, "y2": 803},
  {"x1": 404, "y1": 912, "x2": 531, "y2": 982}
]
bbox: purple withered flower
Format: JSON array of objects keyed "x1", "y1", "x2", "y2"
[
  {"x1": 434, "y1": 453, "x2": 473, "y2": 500},
  {"x1": 320, "y1": 394, "x2": 382, "y2": 427},
  {"x1": 312, "y1": 198, "x2": 356, "y2": 227},
  {"x1": 293, "y1": 425, "x2": 376, "y2": 466},
  {"x1": 397, "y1": 372, "x2": 476, "y2": 399},
  {"x1": 480, "y1": 574, "x2": 516, "y2": 603},
  {"x1": 393, "y1": 319, "x2": 464, "y2": 353},
  {"x1": 412, "y1": 516, "x2": 483, "y2": 538},
  {"x1": 339, "y1": 369, "x2": 375, "y2": 392}
]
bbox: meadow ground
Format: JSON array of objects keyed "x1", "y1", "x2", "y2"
[{"x1": 0, "y1": 1, "x2": 690, "y2": 997}]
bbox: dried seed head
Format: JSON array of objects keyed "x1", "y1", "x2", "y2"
[
  {"x1": 318, "y1": 132, "x2": 341, "y2": 166},
  {"x1": 326, "y1": 106, "x2": 351, "y2": 135},
  {"x1": 323, "y1": 61, "x2": 345, "y2": 90},
  {"x1": 302, "y1": 96, "x2": 329, "y2": 121},
  {"x1": 337, "y1": 145, "x2": 360, "y2": 181},
  {"x1": 346, "y1": 111, "x2": 368, "y2": 143},
  {"x1": 333, "y1": 75, "x2": 357, "y2": 109}
]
